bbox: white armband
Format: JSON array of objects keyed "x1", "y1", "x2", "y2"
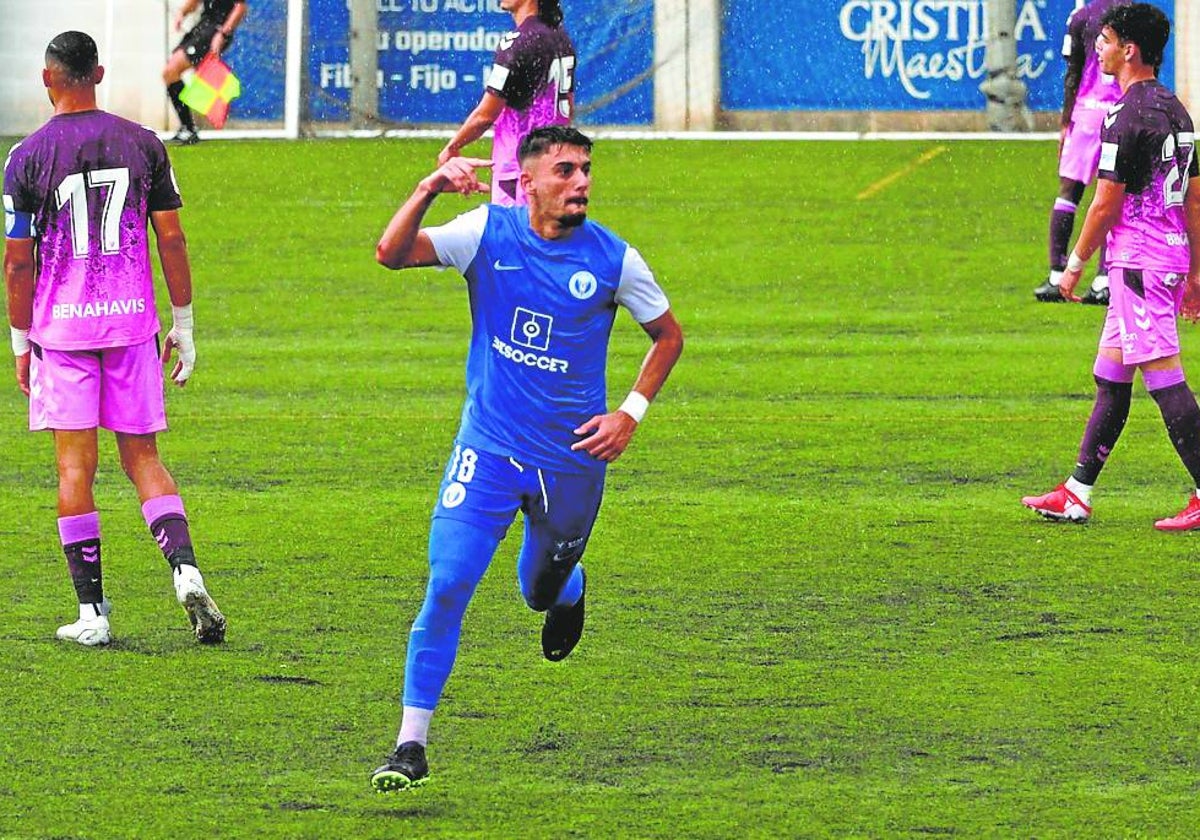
[
  {"x1": 171, "y1": 303, "x2": 194, "y2": 332},
  {"x1": 618, "y1": 391, "x2": 650, "y2": 423},
  {"x1": 10, "y1": 327, "x2": 29, "y2": 356},
  {"x1": 1067, "y1": 251, "x2": 1086, "y2": 273}
]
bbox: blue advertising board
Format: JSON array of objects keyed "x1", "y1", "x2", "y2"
[
  {"x1": 721, "y1": 0, "x2": 1177, "y2": 112},
  {"x1": 222, "y1": 0, "x2": 287, "y2": 121},
  {"x1": 231, "y1": 0, "x2": 652, "y2": 125}
]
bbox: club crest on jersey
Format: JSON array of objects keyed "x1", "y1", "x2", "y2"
[
  {"x1": 441, "y1": 482, "x2": 466, "y2": 509},
  {"x1": 568, "y1": 271, "x2": 597, "y2": 300}
]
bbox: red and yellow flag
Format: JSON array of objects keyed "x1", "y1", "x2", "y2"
[{"x1": 179, "y1": 54, "x2": 241, "y2": 129}]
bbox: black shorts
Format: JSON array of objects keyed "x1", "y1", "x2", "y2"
[{"x1": 174, "y1": 18, "x2": 233, "y2": 67}]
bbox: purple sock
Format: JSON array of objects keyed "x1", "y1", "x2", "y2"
[
  {"x1": 141, "y1": 495, "x2": 197, "y2": 569},
  {"x1": 1049, "y1": 199, "x2": 1077, "y2": 271},
  {"x1": 59, "y1": 511, "x2": 103, "y2": 605},
  {"x1": 1146, "y1": 370, "x2": 1200, "y2": 486},
  {"x1": 1072, "y1": 374, "x2": 1132, "y2": 485}
]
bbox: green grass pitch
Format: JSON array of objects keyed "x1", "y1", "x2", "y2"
[{"x1": 3, "y1": 137, "x2": 1200, "y2": 837}]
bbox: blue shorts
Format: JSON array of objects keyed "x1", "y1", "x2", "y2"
[{"x1": 434, "y1": 443, "x2": 605, "y2": 539}]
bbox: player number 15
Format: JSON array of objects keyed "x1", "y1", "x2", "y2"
[{"x1": 548, "y1": 56, "x2": 575, "y2": 120}]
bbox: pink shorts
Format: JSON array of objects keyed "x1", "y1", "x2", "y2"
[
  {"x1": 1058, "y1": 109, "x2": 1106, "y2": 184},
  {"x1": 1099, "y1": 267, "x2": 1187, "y2": 365},
  {"x1": 29, "y1": 336, "x2": 167, "y2": 434}
]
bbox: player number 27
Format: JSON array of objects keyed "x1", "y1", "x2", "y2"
[
  {"x1": 1162, "y1": 133, "x2": 1195, "y2": 209},
  {"x1": 55, "y1": 168, "x2": 130, "y2": 258},
  {"x1": 548, "y1": 56, "x2": 575, "y2": 120}
]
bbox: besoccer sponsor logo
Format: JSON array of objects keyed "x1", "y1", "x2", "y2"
[
  {"x1": 52, "y1": 298, "x2": 146, "y2": 320},
  {"x1": 512, "y1": 307, "x2": 552, "y2": 351},
  {"x1": 492, "y1": 336, "x2": 569, "y2": 373},
  {"x1": 492, "y1": 307, "x2": 569, "y2": 373}
]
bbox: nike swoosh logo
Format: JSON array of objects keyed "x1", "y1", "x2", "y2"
[
  {"x1": 1104, "y1": 104, "x2": 1124, "y2": 129},
  {"x1": 493, "y1": 260, "x2": 522, "y2": 271}
]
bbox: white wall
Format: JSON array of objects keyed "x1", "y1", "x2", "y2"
[
  {"x1": 654, "y1": 0, "x2": 719, "y2": 131},
  {"x1": 0, "y1": 0, "x2": 170, "y2": 135},
  {"x1": 1179, "y1": 0, "x2": 1197, "y2": 114}
]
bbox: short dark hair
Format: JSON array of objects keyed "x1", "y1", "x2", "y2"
[
  {"x1": 1100, "y1": 3, "x2": 1170, "y2": 69},
  {"x1": 518, "y1": 126, "x2": 592, "y2": 165},
  {"x1": 538, "y1": 0, "x2": 564, "y2": 27},
  {"x1": 45, "y1": 31, "x2": 99, "y2": 81}
]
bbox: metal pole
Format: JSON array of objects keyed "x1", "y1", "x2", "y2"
[
  {"x1": 349, "y1": 0, "x2": 379, "y2": 128},
  {"x1": 102, "y1": 0, "x2": 115, "y2": 111},
  {"x1": 285, "y1": 0, "x2": 305, "y2": 137},
  {"x1": 979, "y1": 0, "x2": 1032, "y2": 132}
]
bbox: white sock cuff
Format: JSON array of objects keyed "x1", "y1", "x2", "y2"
[{"x1": 398, "y1": 705, "x2": 433, "y2": 746}]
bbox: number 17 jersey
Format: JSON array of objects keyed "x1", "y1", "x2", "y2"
[{"x1": 3, "y1": 110, "x2": 182, "y2": 351}]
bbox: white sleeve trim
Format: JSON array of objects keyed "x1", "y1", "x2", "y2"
[
  {"x1": 425, "y1": 205, "x2": 489, "y2": 273},
  {"x1": 615, "y1": 246, "x2": 670, "y2": 324},
  {"x1": 486, "y1": 64, "x2": 510, "y2": 92}
]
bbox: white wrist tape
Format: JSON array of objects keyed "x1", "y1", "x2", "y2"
[
  {"x1": 1066, "y1": 251, "x2": 1086, "y2": 273},
  {"x1": 171, "y1": 303, "x2": 194, "y2": 332},
  {"x1": 10, "y1": 327, "x2": 30, "y2": 356},
  {"x1": 618, "y1": 391, "x2": 650, "y2": 423}
]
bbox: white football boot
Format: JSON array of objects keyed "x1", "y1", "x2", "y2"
[
  {"x1": 56, "y1": 598, "x2": 113, "y2": 646},
  {"x1": 173, "y1": 565, "x2": 226, "y2": 644}
]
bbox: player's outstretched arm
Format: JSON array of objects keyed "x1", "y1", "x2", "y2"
[
  {"x1": 1060, "y1": 21, "x2": 1086, "y2": 133},
  {"x1": 439, "y1": 92, "x2": 506, "y2": 166},
  {"x1": 151, "y1": 210, "x2": 196, "y2": 386},
  {"x1": 210, "y1": 4, "x2": 248, "y2": 55},
  {"x1": 3, "y1": 236, "x2": 34, "y2": 396},
  {"x1": 376, "y1": 157, "x2": 492, "y2": 270},
  {"x1": 571, "y1": 310, "x2": 684, "y2": 462},
  {"x1": 174, "y1": 0, "x2": 201, "y2": 31},
  {"x1": 1061, "y1": 178, "x2": 1125, "y2": 301}
]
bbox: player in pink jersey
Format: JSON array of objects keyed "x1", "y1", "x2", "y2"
[
  {"x1": 1022, "y1": 4, "x2": 1200, "y2": 530},
  {"x1": 1034, "y1": 0, "x2": 1124, "y2": 305},
  {"x1": 4, "y1": 31, "x2": 225, "y2": 645},
  {"x1": 437, "y1": 0, "x2": 575, "y2": 206}
]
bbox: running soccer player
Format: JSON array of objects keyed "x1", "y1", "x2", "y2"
[
  {"x1": 4, "y1": 31, "x2": 225, "y2": 645},
  {"x1": 369, "y1": 126, "x2": 683, "y2": 790},
  {"x1": 162, "y1": 0, "x2": 247, "y2": 145},
  {"x1": 1034, "y1": 0, "x2": 1124, "y2": 305},
  {"x1": 437, "y1": 0, "x2": 575, "y2": 206},
  {"x1": 1022, "y1": 4, "x2": 1200, "y2": 530}
]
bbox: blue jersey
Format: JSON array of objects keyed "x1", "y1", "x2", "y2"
[{"x1": 426, "y1": 204, "x2": 669, "y2": 474}]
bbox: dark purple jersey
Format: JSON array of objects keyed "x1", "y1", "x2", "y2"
[
  {"x1": 3, "y1": 110, "x2": 182, "y2": 350},
  {"x1": 485, "y1": 17, "x2": 575, "y2": 182},
  {"x1": 1099, "y1": 80, "x2": 1197, "y2": 272},
  {"x1": 1063, "y1": 0, "x2": 1123, "y2": 118}
]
